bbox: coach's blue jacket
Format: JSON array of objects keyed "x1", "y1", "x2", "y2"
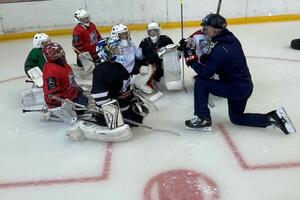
[{"x1": 190, "y1": 28, "x2": 253, "y2": 94}]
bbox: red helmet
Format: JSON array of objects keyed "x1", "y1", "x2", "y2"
[{"x1": 43, "y1": 42, "x2": 66, "y2": 62}]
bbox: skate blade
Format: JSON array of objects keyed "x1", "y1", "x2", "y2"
[
  {"x1": 148, "y1": 91, "x2": 164, "y2": 102},
  {"x1": 276, "y1": 106, "x2": 296, "y2": 134},
  {"x1": 185, "y1": 126, "x2": 212, "y2": 132}
]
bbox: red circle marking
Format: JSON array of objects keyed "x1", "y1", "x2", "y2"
[{"x1": 144, "y1": 169, "x2": 220, "y2": 200}]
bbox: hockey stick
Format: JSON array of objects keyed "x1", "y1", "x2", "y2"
[
  {"x1": 74, "y1": 48, "x2": 159, "y2": 112},
  {"x1": 25, "y1": 80, "x2": 34, "y2": 83},
  {"x1": 22, "y1": 108, "x2": 47, "y2": 113},
  {"x1": 74, "y1": 49, "x2": 158, "y2": 112},
  {"x1": 48, "y1": 94, "x2": 180, "y2": 136},
  {"x1": 216, "y1": 0, "x2": 222, "y2": 14},
  {"x1": 180, "y1": 0, "x2": 188, "y2": 93},
  {"x1": 72, "y1": 46, "x2": 97, "y2": 63}
]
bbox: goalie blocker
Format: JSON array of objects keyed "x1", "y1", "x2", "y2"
[{"x1": 66, "y1": 99, "x2": 133, "y2": 142}]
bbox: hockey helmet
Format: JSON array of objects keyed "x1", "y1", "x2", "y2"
[
  {"x1": 74, "y1": 8, "x2": 90, "y2": 26},
  {"x1": 96, "y1": 37, "x2": 120, "y2": 63},
  {"x1": 147, "y1": 21, "x2": 160, "y2": 43},
  {"x1": 43, "y1": 42, "x2": 66, "y2": 63},
  {"x1": 111, "y1": 24, "x2": 131, "y2": 47},
  {"x1": 33, "y1": 33, "x2": 50, "y2": 48},
  {"x1": 201, "y1": 13, "x2": 227, "y2": 29}
]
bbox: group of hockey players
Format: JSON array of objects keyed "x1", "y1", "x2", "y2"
[{"x1": 22, "y1": 8, "x2": 296, "y2": 143}]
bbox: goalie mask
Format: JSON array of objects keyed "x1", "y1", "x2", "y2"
[
  {"x1": 147, "y1": 21, "x2": 160, "y2": 43},
  {"x1": 74, "y1": 8, "x2": 91, "y2": 27},
  {"x1": 33, "y1": 33, "x2": 50, "y2": 48},
  {"x1": 111, "y1": 24, "x2": 131, "y2": 47},
  {"x1": 96, "y1": 37, "x2": 120, "y2": 63},
  {"x1": 43, "y1": 42, "x2": 66, "y2": 65}
]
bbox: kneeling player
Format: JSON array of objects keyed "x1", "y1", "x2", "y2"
[
  {"x1": 137, "y1": 21, "x2": 181, "y2": 94},
  {"x1": 66, "y1": 37, "x2": 149, "y2": 142},
  {"x1": 42, "y1": 42, "x2": 89, "y2": 122},
  {"x1": 22, "y1": 33, "x2": 51, "y2": 107}
]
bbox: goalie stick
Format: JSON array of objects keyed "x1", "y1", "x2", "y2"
[
  {"x1": 216, "y1": 0, "x2": 222, "y2": 14},
  {"x1": 180, "y1": 0, "x2": 188, "y2": 93},
  {"x1": 48, "y1": 94, "x2": 180, "y2": 136}
]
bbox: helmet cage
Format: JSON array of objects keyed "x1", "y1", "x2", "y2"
[
  {"x1": 43, "y1": 42, "x2": 66, "y2": 62},
  {"x1": 74, "y1": 9, "x2": 90, "y2": 26},
  {"x1": 33, "y1": 33, "x2": 50, "y2": 48}
]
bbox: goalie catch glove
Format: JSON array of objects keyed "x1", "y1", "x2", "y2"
[{"x1": 131, "y1": 96, "x2": 150, "y2": 117}]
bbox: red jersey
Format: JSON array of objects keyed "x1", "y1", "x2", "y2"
[
  {"x1": 72, "y1": 22, "x2": 102, "y2": 61},
  {"x1": 189, "y1": 29, "x2": 204, "y2": 38},
  {"x1": 43, "y1": 62, "x2": 79, "y2": 108}
]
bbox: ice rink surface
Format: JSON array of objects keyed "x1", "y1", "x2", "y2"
[{"x1": 1, "y1": 21, "x2": 300, "y2": 200}]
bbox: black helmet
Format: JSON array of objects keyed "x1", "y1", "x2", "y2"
[{"x1": 201, "y1": 13, "x2": 227, "y2": 29}]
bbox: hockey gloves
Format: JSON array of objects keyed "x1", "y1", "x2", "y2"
[
  {"x1": 184, "y1": 48, "x2": 198, "y2": 66},
  {"x1": 177, "y1": 38, "x2": 187, "y2": 51}
]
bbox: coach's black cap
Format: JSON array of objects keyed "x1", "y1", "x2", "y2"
[{"x1": 201, "y1": 13, "x2": 227, "y2": 29}]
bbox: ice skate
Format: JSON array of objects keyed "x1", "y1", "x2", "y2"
[
  {"x1": 267, "y1": 106, "x2": 296, "y2": 135},
  {"x1": 185, "y1": 116, "x2": 212, "y2": 131}
]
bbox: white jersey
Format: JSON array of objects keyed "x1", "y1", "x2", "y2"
[{"x1": 116, "y1": 42, "x2": 143, "y2": 74}]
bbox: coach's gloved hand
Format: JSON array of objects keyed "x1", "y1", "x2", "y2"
[
  {"x1": 199, "y1": 54, "x2": 209, "y2": 64},
  {"x1": 177, "y1": 38, "x2": 187, "y2": 51},
  {"x1": 184, "y1": 48, "x2": 198, "y2": 66}
]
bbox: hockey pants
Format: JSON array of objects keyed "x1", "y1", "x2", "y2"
[{"x1": 194, "y1": 78, "x2": 268, "y2": 128}]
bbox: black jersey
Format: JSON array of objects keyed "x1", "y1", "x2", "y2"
[
  {"x1": 91, "y1": 61, "x2": 133, "y2": 110},
  {"x1": 139, "y1": 35, "x2": 174, "y2": 65}
]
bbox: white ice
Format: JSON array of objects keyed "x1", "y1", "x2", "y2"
[{"x1": 0, "y1": 21, "x2": 300, "y2": 200}]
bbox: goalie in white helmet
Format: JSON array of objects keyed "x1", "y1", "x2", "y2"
[
  {"x1": 24, "y1": 33, "x2": 51, "y2": 77},
  {"x1": 137, "y1": 21, "x2": 174, "y2": 94},
  {"x1": 22, "y1": 33, "x2": 51, "y2": 107},
  {"x1": 72, "y1": 8, "x2": 102, "y2": 67},
  {"x1": 110, "y1": 23, "x2": 144, "y2": 75}
]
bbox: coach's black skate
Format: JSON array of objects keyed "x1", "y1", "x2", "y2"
[
  {"x1": 267, "y1": 107, "x2": 296, "y2": 135},
  {"x1": 185, "y1": 116, "x2": 212, "y2": 131}
]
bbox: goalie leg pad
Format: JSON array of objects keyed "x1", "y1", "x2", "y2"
[
  {"x1": 101, "y1": 99, "x2": 125, "y2": 129},
  {"x1": 161, "y1": 49, "x2": 182, "y2": 90},
  {"x1": 133, "y1": 65, "x2": 154, "y2": 94},
  {"x1": 21, "y1": 87, "x2": 45, "y2": 107},
  {"x1": 66, "y1": 121, "x2": 86, "y2": 141},
  {"x1": 66, "y1": 120, "x2": 133, "y2": 142}
]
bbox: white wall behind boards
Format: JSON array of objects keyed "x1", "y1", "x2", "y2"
[{"x1": 0, "y1": 0, "x2": 300, "y2": 34}]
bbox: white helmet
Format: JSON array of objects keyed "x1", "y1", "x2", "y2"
[
  {"x1": 111, "y1": 24, "x2": 130, "y2": 47},
  {"x1": 147, "y1": 21, "x2": 160, "y2": 43},
  {"x1": 32, "y1": 33, "x2": 50, "y2": 48},
  {"x1": 74, "y1": 8, "x2": 90, "y2": 26}
]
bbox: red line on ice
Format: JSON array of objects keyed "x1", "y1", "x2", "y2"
[
  {"x1": 217, "y1": 123, "x2": 300, "y2": 170},
  {"x1": 0, "y1": 143, "x2": 113, "y2": 189}
]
